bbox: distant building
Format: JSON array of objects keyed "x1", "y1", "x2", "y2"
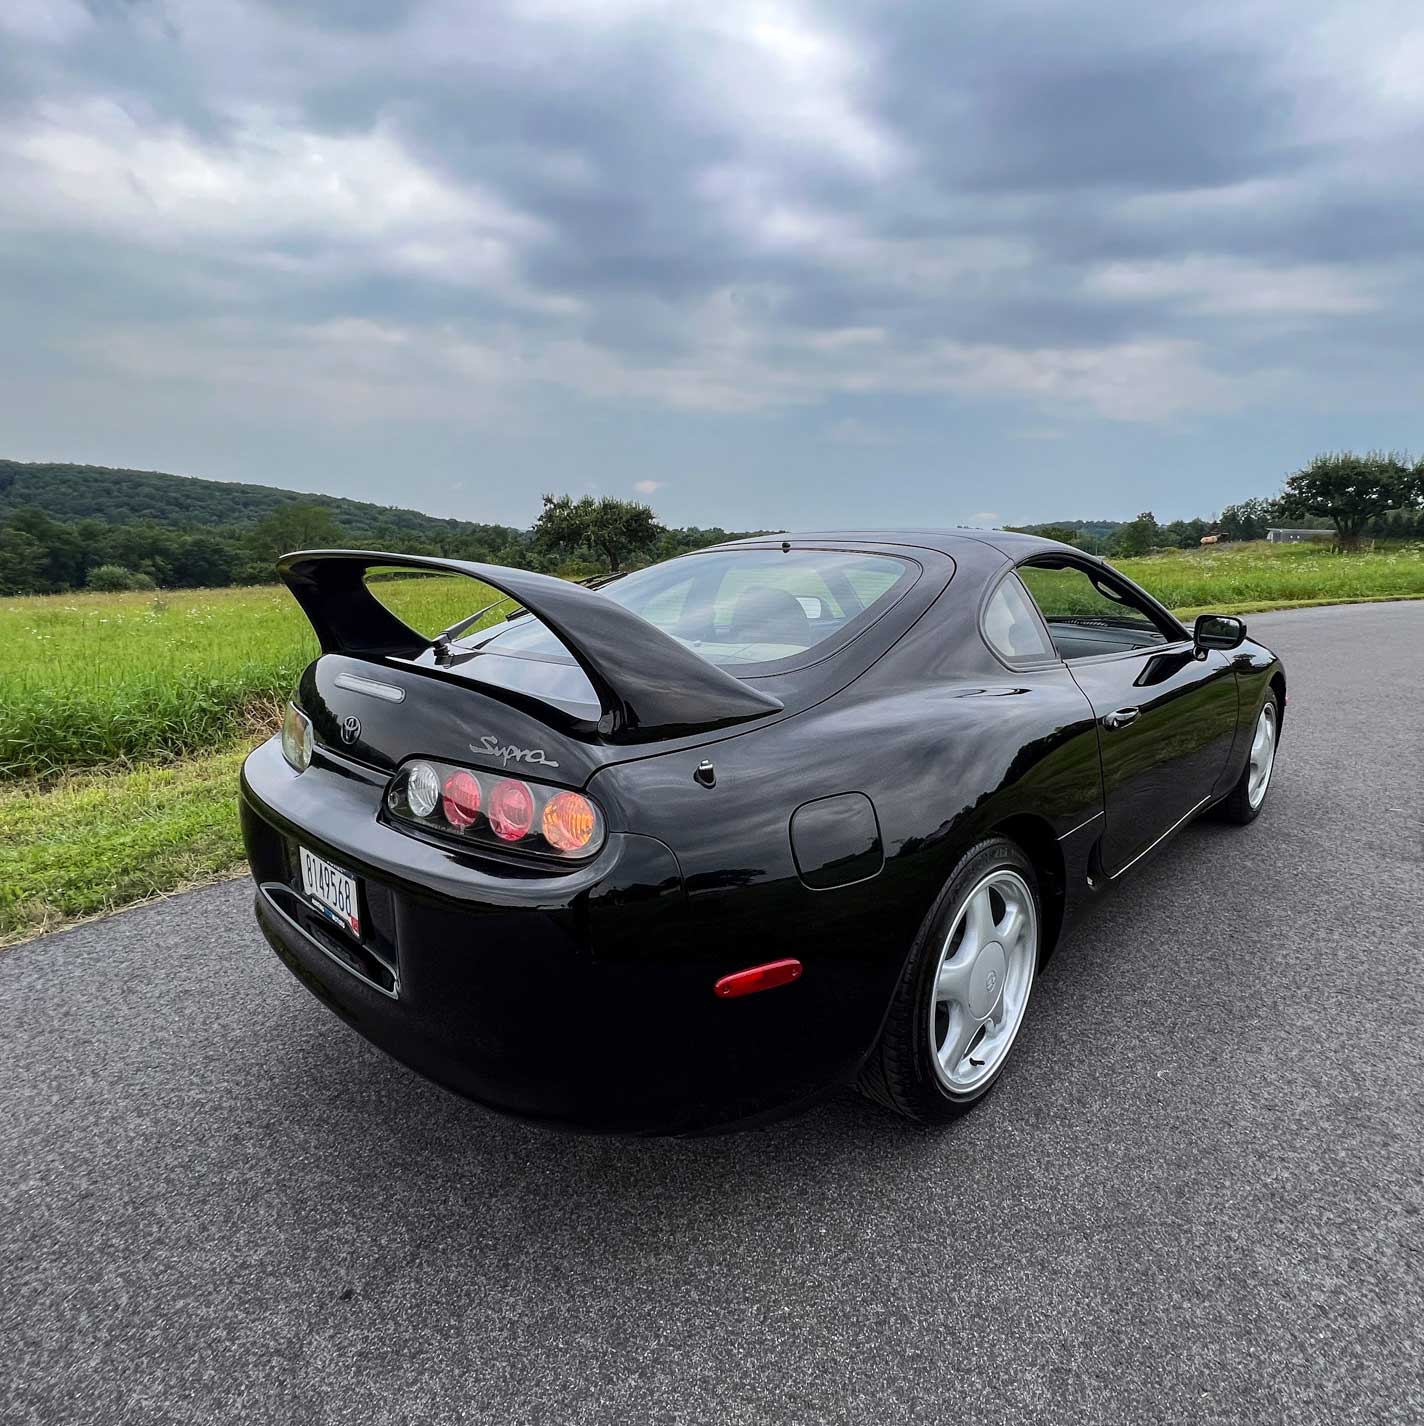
[{"x1": 1266, "y1": 528, "x2": 1333, "y2": 544}]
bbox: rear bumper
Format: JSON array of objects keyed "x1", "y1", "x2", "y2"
[{"x1": 240, "y1": 737, "x2": 862, "y2": 1134}]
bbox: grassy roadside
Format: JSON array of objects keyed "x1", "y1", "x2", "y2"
[{"x1": 0, "y1": 741, "x2": 250, "y2": 948}]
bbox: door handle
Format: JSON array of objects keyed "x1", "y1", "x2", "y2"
[{"x1": 1103, "y1": 706, "x2": 1141, "y2": 730}]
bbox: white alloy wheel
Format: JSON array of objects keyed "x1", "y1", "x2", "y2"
[{"x1": 928, "y1": 868, "x2": 1038, "y2": 1096}]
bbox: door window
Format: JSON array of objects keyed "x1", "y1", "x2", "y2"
[{"x1": 1017, "y1": 561, "x2": 1174, "y2": 660}]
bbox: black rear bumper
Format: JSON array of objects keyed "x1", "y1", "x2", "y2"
[{"x1": 240, "y1": 737, "x2": 858, "y2": 1134}]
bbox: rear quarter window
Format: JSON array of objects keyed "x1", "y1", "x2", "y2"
[{"x1": 982, "y1": 575, "x2": 1055, "y2": 662}]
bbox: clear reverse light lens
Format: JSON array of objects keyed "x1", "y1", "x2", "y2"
[
  {"x1": 281, "y1": 702, "x2": 313, "y2": 772},
  {"x1": 406, "y1": 761, "x2": 442, "y2": 818}
]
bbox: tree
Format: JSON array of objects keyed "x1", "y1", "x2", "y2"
[
  {"x1": 1110, "y1": 511, "x2": 1160, "y2": 558},
  {"x1": 1162, "y1": 517, "x2": 1208, "y2": 548},
  {"x1": 0, "y1": 527, "x2": 46, "y2": 594},
  {"x1": 247, "y1": 502, "x2": 346, "y2": 568},
  {"x1": 532, "y1": 493, "x2": 660, "y2": 572},
  {"x1": 5, "y1": 505, "x2": 88, "y2": 590},
  {"x1": 1278, "y1": 451, "x2": 1421, "y2": 551},
  {"x1": 1218, "y1": 497, "x2": 1281, "y2": 543},
  {"x1": 170, "y1": 533, "x2": 240, "y2": 588}
]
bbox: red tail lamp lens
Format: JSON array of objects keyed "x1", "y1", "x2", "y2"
[
  {"x1": 541, "y1": 791, "x2": 597, "y2": 852},
  {"x1": 441, "y1": 770, "x2": 482, "y2": 828},
  {"x1": 488, "y1": 778, "x2": 535, "y2": 841},
  {"x1": 714, "y1": 959, "x2": 803, "y2": 999}
]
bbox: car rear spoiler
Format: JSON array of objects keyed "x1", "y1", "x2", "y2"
[{"x1": 277, "y1": 550, "x2": 783, "y2": 743}]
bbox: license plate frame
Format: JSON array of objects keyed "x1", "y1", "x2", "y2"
[{"x1": 298, "y1": 846, "x2": 362, "y2": 938}]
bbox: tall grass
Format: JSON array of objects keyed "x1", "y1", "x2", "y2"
[{"x1": 0, "y1": 576, "x2": 496, "y2": 779}]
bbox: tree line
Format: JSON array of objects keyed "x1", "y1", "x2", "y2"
[
  {"x1": 0, "y1": 490, "x2": 764, "y2": 596},
  {"x1": 3, "y1": 450, "x2": 1422, "y2": 597}
]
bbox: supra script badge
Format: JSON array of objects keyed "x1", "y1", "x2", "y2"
[{"x1": 469, "y1": 734, "x2": 560, "y2": 769}]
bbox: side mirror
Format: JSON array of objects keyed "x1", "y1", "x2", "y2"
[{"x1": 1193, "y1": 613, "x2": 1246, "y2": 654}]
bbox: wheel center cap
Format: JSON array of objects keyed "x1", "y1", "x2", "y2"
[{"x1": 969, "y1": 942, "x2": 1007, "y2": 1018}]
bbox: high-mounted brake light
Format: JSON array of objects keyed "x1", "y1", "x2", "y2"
[
  {"x1": 714, "y1": 959, "x2": 804, "y2": 999},
  {"x1": 441, "y1": 770, "x2": 482, "y2": 828},
  {"x1": 489, "y1": 778, "x2": 535, "y2": 842}
]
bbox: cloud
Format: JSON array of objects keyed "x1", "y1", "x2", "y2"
[
  {"x1": 633, "y1": 479, "x2": 664, "y2": 494},
  {"x1": 1085, "y1": 256, "x2": 1381, "y2": 317},
  {"x1": 0, "y1": 0, "x2": 1421, "y2": 527}
]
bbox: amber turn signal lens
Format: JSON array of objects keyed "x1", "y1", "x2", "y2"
[{"x1": 541, "y1": 791, "x2": 597, "y2": 852}]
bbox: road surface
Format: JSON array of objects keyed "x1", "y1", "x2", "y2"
[{"x1": 4, "y1": 601, "x2": 1422, "y2": 1425}]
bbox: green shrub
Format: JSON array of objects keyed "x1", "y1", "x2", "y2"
[{"x1": 87, "y1": 564, "x2": 156, "y2": 593}]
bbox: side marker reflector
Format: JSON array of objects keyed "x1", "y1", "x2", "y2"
[{"x1": 714, "y1": 959, "x2": 803, "y2": 999}]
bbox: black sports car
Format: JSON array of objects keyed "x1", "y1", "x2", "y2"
[{"x1": 240, "y1": 529, "x2": 1284, "y2": 1134}]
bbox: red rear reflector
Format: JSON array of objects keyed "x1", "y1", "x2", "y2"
[{"x1": 713, "y1": 959, "x2": 803, "y2": 999}]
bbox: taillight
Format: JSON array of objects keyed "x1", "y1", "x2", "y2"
[
  {"x1": 405, "y1": 761, "x2": 441, "y2": 818},
  {"x1": 489, "y1": 778, "x2": 535, "y2": 842},
  {"x1": 281, "y1": 702, "x2": 312, "y2": 773},
  {"x1": 542, "y1": 791, "x2": 597, "y2": 852},
  {"x1": 441, "y1": 770, "x2": 482, "y2": 828},
  {"x1": 385, "y1": 758, "x2": 605, "y2": 860}
]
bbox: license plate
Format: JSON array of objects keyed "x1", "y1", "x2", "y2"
[{"x1": 299, "y1": 847, "x2": 361, "y2": 937}]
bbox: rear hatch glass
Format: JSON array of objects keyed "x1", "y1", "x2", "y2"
[{"x1": 411, "y1": 548, "x2": 916, "y2": 711}]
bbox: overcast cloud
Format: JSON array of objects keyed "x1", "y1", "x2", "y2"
[{"x1": 2, "y1": 0, "x2": 1421, "y2": 528}]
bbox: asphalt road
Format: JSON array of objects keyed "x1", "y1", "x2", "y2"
[{"x1": 4, "y1": 601, "x2": 1422, "y2": 1426}]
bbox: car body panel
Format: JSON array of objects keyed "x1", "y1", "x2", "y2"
[{"x1": 1066, "y1": 646, "x2": 1239, "y2": 874}]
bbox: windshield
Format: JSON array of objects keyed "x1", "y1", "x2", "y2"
[{"x1": 464, "y1": 548, "x2": 915, "y2": 672}]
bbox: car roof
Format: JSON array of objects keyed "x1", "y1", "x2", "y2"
[{"x1": 716, "y1": 527, "x2": 1086, "y2": 560}]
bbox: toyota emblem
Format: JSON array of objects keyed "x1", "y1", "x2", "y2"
[{"x1": 340, "y1": 714, "x2": 361, "y2": 745}]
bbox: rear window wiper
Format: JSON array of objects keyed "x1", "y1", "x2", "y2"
[
  {"x1": 432, "y1": 571, "x2": 627, "y2": 657},
  {"x1": 576, "y1": 571, "x2": 630, "y2": 592},
  {"x1": 431, "y1": 596, "x2": 523, "y2": 657}
]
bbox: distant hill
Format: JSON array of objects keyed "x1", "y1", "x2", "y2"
[
  {"x1": 1011, "y1": 519, "x2": 1124, "y2": 541},
  {"x1": 0, "y1": 460, "x2": 522, "y2": 546}
]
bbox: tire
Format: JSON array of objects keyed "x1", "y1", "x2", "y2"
[
  {"x1": 1216, "y1": 691, "x2": 1280, "y2": 825},
  {"x1": 860, "y1": 837, "x2": 1041, "y2": 1124}
]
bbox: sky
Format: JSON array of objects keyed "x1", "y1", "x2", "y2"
[{"x1": 2, "y1": 1, "x2": 1422, "y2": 532}]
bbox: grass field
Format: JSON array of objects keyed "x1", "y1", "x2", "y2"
[{"x1": 2, "y1": 539, "x2": 1421, "y2": 945}]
